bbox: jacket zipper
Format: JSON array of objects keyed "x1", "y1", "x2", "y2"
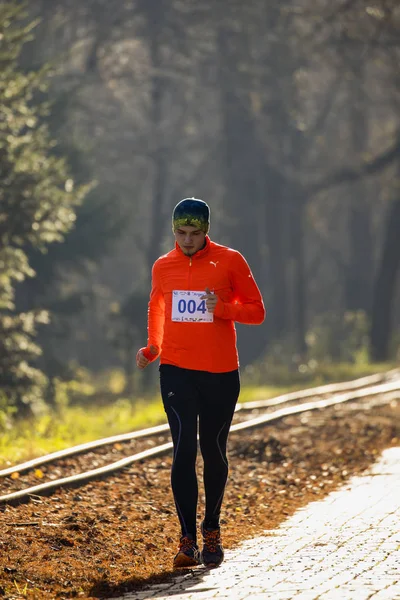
[{"x1": 188, "y1": 256, "x2": 192, "y2": 289}]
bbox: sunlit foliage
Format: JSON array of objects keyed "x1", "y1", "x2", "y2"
[{"x1": 0, "y1": 2, "x2": 88, "y2": 414}]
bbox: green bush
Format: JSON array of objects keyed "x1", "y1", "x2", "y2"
[{"x1": 306, "y1": 310, "x2": 370, "y2": 363}]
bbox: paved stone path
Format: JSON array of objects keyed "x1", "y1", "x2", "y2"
[{"x1": 116, "y1": 447, "x2": 400, "y2": 600}]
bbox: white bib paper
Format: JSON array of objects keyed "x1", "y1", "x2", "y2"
[{"x1": 172, "y1": 290, "x2": 213, "y2": 323}]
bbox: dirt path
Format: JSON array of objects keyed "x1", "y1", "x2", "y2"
[{"x1": 0, "y1": 397, "x2": 399, "y2": 599}]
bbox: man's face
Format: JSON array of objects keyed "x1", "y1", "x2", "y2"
[{"x1": 174, "y1": 225, "x2": 206, "y2": 256}]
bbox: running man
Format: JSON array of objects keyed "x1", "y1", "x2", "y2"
[{"x1": 136, "y1": 198, "x2": 265, "y2": 569}]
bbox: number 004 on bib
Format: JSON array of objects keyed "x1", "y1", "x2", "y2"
[{"x1": 172, "y1": 290, "x2": 214, "y2": 323}]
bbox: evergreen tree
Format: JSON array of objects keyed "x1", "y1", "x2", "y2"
[{"x1": 0, "y1": 2, "x2": 88, "y2": 414}]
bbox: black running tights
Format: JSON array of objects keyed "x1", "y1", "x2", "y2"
[{"x1": 159, "y1": 364, "x2": 240, "y2": 540}]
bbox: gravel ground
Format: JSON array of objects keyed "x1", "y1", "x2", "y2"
[{"x1": 0, "y1": 396, "x2": 399, "y2": 600}]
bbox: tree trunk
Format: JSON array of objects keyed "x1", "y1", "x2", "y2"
[
  {"x1": 216, "y1": 23, "x2": 263, "y2": 281},
  {"x1": 265, "y1": 188, "x2": 289, "y2": 341},
  {"x1": 346, "y1": 202, "x2": 373, "y2": 311},
  {"x1": 215, "y1": 18, "x2": 269, "y2": 365},
  {"x1": 370, "y1": 198, "x2": 400, "y2": 361},
  {"x1": 146, "y1": 5, "x2": 169, "y2": 273},
  {"x1": 291, "y1": 198, "x2": 307, "y2": 357},
  {"x1": 345, "y1": 61, "x2": 373, "y2": 311}
]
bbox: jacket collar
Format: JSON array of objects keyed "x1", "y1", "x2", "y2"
[{"x1": 175, "y1": 235, "x2": 211, "y2": 259}]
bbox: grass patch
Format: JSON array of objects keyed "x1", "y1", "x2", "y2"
[
  {"x1": 241, "y1": 360, "x2": 395, "y2": 388},
  {"x1": 0, "y1": 395, "x2": 164, "y2": 468},
  {"x1": 238, "y1": 384, "x2": 305, "y2": 403},
  {"x1": 0, "y1": 362, "x2": 395, "y2": 468}
]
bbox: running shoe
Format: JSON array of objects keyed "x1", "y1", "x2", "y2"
[
  {"x1": 173, "y1": 535, "x2": 200, "y2": 568},
  {"x1": 200, "y1": 522, "x2": 224, "y2": 568}
]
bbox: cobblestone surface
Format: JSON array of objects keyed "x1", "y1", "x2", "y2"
[{"x1": 115, "y1": 447, "x2": 400, "y2": 600}]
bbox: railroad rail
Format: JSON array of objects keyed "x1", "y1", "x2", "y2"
[{"x1": 0, "y1": 369, "x2": 399, "y2": 505}]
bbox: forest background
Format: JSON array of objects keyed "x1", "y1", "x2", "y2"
[{"x1": 1, "y1": 0, "x2": 399, "y2": 460}]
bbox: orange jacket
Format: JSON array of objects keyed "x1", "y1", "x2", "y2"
[{"x1": 142, "y1": 236, "x2": 265, "y2": 373}]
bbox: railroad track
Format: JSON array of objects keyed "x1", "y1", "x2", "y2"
[{"x1": 1, "y1": 369, "x2": 399, "y2": 505}]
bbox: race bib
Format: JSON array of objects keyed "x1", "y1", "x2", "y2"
[{"x1": 172, "y1": 290, "x2": 213, "y2": 323}]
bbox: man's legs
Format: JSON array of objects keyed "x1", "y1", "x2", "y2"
[
  {"x1": 198, "y1": 369, "x2": 240, "y2": 529},
  {"x1": 159, "y1": 365, "x2": 199, "y2": 539}
]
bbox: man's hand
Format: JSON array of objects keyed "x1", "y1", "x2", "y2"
[
  {"x1": 136, "y1": 345, "x2": 158, "y2": 369},
  {"x1": 201, "y1": 287, "x2": 218, "y2": 313}
]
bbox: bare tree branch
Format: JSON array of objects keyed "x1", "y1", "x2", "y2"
[{"x1": 309, "y1": 131, "x2": 400, "y2": 196}]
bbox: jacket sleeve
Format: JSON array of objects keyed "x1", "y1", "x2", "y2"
[
  {"x1": 143, "y1": 261, "x2": 165, "y2": 361},
  {"x1": 213, "y1": 251, "x2": 266, "y2": 325}
]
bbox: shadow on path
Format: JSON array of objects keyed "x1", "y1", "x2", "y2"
[{"x1": 89, "y1": 564, "x2": 213, "y2": 599}]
